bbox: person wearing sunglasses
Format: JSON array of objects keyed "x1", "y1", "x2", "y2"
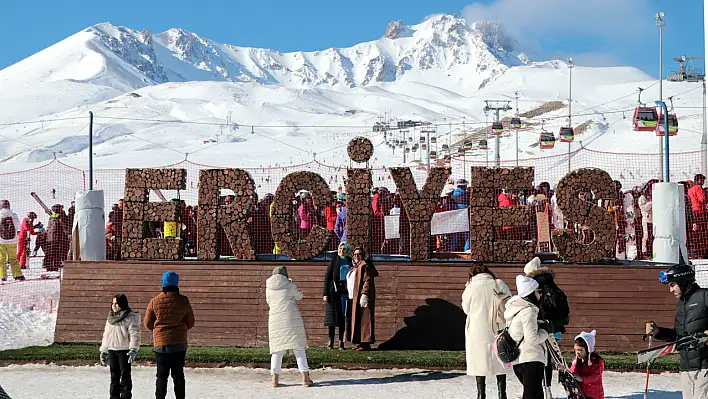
[{"x1": 646, "y1": 264, "x2": 708, "y2": 399}]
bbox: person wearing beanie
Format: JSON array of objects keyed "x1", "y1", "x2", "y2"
[
  {"x1": 569, "y1": 330, "x2": 604, "y2": 399},
  {"x1": 266, "y1": 266, "x2": 313, "y2": 388},
  {"x1": 646, "y1": 264, "x2": 708, "y2": 399},
  {"x1": 144, "y1": 271, "x2": 195, "y2": 399},
  {"x1": 503, "y1": 275, "x2": 552, "y2": 399},
  {"x1": 524, "y1": 257, "x2": 571, "y2": 399}
]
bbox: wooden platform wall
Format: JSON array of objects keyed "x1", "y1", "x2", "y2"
[{"x1": 55, "y1": 261, "x2": 674, "y2": 352}]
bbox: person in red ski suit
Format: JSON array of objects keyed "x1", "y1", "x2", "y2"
[
  {"x1": 17, "y1": 212, "x2": 39, "y2": 269},
  {"x1": 569, "y1": 330, "x2": 604, "y2": 399}
]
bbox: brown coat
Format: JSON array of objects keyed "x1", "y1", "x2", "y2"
[
  {"x1": 350, "y1": 259, "x2": 379, "y2": 344},
  {"x1": 144, "y1": 289, "x2": 195, "y2": 348}
]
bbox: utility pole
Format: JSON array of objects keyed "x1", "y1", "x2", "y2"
[
  {"x1": 422, "y1": 127, "x2": 435, "y2": 169},
  {"x1": 89, "y1": 111, "x2": 94, "y2": 190},
  {"x1": 568, "y1": 58, "x2": 573, "y2": 174},
  {"x1": 484, "y1": 110, "x2": 489, "y2": 166},
  {"x1": 657, "y1": 12, "x2": 666, "y2": 180},
  {"x1": 484, "y1": 100, "x2": 512, "y2": 166},
  {"x1": 515, "y1": 91, "x2": 520, "y2": 166}
]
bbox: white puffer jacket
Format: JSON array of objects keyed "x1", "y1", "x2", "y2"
[
  {"x1": 99, "y1": 311, "x2": 141, "y2": 352},
  {"x1": 266, "y1": 274, "x2": 308, "y2": 354},
  {"x1": 503, "y1": 296, "x2": 549, "y2": 365}
]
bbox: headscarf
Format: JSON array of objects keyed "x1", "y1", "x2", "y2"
[
  {"x1": 338, "y1": 242, "x2": 351, "y2": 259},
  {"x1": 272, "y1": 265, "x2": 288, "y2": 278}
]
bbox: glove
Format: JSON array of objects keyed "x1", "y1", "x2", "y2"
[
  {"x1": 360, "y1": 294, "x2": 369, "y2": 308},
  {"x1": 100, "y1": 351, "x2": 109, "y2": 366},
  {"x1": 127, "y1": 348, "x2": 138, "y2": 364},
  {"x1": 646, "y1": 321, "x2": 658, "y2": 336},
  {"x1": 538, "y1": 319, "x2": 554, "y2": 334}
]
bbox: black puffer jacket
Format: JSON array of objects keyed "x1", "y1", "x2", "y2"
[
  {"x1": 527, "y1": 267, "x2": 570, "y2": 333},
  {"x1": 656, "y1": 283, "x2": 708, "y2": 371}
]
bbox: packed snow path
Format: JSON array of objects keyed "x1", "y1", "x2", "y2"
[{"x1": 0, "y1": 364, "x2": 682, "y2": 398}]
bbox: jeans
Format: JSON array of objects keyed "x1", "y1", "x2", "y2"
[
  {"x1": 155, "y1": 351, "x2": 186, "y2": 399},
  {"x1": 270, "y1": 349, "x2": 309, "y2": 374},
  {"x1": 513, "y1": 361, "x2": 545, "y2": 399},
  {"x1": 108, "y1": 350, "x2": 132, "y2": 399}
]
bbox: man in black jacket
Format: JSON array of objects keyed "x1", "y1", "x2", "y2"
[{"x1": 646, "y1": 264, "x2": 708, "y2": 399}]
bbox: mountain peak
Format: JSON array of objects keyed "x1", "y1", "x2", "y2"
[{"x1": 383, "y1": 20, "x2": 408, "y2": 39}]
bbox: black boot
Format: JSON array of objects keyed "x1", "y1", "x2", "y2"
[
  {"x1": 475, "y1": 376, "x2": 486, "y2": 399},
  {"x1": 496, "y1": 374, "x2": 507, "y2": 399}
]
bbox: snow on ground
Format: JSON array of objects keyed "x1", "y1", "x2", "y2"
[
  {"x1": 0, "y1": 301, "x2": 56, "y2": 350},
  {"x1": 0, "y1": 364, "x2": 682, "y2": 399}
]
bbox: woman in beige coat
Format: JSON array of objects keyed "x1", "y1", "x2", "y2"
[
  {"x1": 99, "y1": 294, "x2": 141, "y2": 399},
  {"x1": 462, "y1": 264, "x2": 512, "y2": 399}
]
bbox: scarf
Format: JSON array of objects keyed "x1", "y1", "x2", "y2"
[
  {"x1": 338, "y1": 242, "x2": 351, "y2": 258},
  {"x1": 107, "y1": 309, "x2": 130, "y2": 325}
]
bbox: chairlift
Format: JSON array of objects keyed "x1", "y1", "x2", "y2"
[
  {"x1": 463, "y1": 141, "x2": 473, "y2": 151},
  {"x1": 656, "y1": 113, "x2": 679, "y2": 136},
  {"x1": 511, "y1": 117, "x2": 521, "y2": 130},
  {"x1": 430, "y1": 151, "x2": 437, "y2": 159},
  {"x1": 559, "y1": 126, "x2": 574, "y2": 143},
  {"x1": 539, "y1": 131, "x2": 556, "y2": 149},
  {"x1": 491, "y1": 121, "x2": 503, "y2": 136},
  {"x1": 479, "y1": 139, "x2": 488, "y2": 150}
]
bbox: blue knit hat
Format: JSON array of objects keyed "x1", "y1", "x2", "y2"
[{"x1": 162, "y1": 271, "x2": 179, "y2": 287}]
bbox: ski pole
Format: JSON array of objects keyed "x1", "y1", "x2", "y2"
[{"x1": 644, "y1": 335, "x2": 652, "y2": 399}]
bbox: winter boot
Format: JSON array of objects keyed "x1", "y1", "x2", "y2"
[
  {"x1": 271, "y1": 374, "x2": 279, "y2": 388},
  {"x1": 339, "y1": 341, "x2": 345, "y2": 350},
  {"x1": 328, "y1": 338, "x2": 334, "y2": 349},
  {"x1": 475, "y1": 376, "x2": 486, "y2": 399},
  {"x1": 496, "y1": 375, "x2": 507, "y2": 399},
  {"x1": 544, "y1": 386, "x2": 552, "y2": 399},
  {"x1": 301, "y1": 371, "x2": 313, "y2": 387}
]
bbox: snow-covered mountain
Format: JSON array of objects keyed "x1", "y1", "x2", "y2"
[{"x1": 1, "y1": 13, "x2": 700, "y2": 181}]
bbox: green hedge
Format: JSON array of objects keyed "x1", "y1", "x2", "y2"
[{"x1": 0, "y1": 344, "x2": 679, "y2": 371}]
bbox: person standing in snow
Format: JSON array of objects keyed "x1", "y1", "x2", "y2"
[
  {"x1": 504, "y1": 275, "x2": 553, "y2": 399},
  {"x1": 266, "y1": 266, "x2": 313, "y2": 388},
  {"x1": 462, "y1": 264, "x2": 511, "y2": 399},
  {"x1": 0, "y1": 200, "x2": 24, "y2": 282},
  {"x1": 646, "y1": 264, "x2": 708, "y2": 399},
  {"x1": 100, "y1": 294, "x2": 141, "y2": 399},
  {"x1": 569, "y1": 330, "x2": 604, "y2": 399},
  {"x1": 144, "y1": 271, "x2": 195, "y2": 399},
  {"x1": 524, "y1": 257, "x2": 570, "y2": 399}
]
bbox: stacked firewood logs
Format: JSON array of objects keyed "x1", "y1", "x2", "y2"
[
  {"x1": 551, "y1": 168, "x2": 616, "y2": 262},
  {"x1": 347, "y1": 136, "x2": 374, "y2": 163},
  {"x1": 122, "y1": 168, "x2": 186, "y2": 260},
  {"x1": 270, "y1": 171, "x2": 333, "y2": 260},
  {"x1": 197, "y1": 169, "x2": 257, "y2": 260},
  {"x1": 389, "y1": 166, "x2": 451, "y2": 260},
  {"x1": 345, "y1": 169, "x2": 372, "y2": 254}
]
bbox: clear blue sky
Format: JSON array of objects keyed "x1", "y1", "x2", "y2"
[{"x1": 0, "y1": 0, "x2": 703, "y2": 77}]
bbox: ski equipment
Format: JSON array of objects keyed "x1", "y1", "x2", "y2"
[
  {"x1": 637, "y1": 333, "x2": 708, "y2": 364},
  {"x1": 546, "y1": 335, "x2": 586, "y2": 399},
  {"x1": 30, "y1": 192, "x2": 52, "y2": 215},
  {"x1": 659, "y1": 264, "x2": 695, "y2": 285}
]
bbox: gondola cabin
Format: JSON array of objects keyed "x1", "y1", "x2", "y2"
[
  {"x1": 412, "y1": 145, "x2": 418, "y2": 152},
  {"x1": 430, "y1": 151, "x2": 437, "y2": 159},
  {"x1": 463, "y1": 141, "x2": 473, "y2": 151},
  {"x1": 559, "y1": 127, "x2": 574, "y2": 143},
  {"x1": 419, "y1": 135, "x2": 426, "y2": 143},
  {"x1": 405, "y1": 147, "x2": 410, "y2": 153},
  {"x1": 457, "y1": 147, "x2": 466, "y2": 156},
  {"x1": 539, "y1": 132, "x2": 555, "y2": 149},
  {"x1": 491, "y1": 121, "x2": 504, "y2": 135},
  {"x1": 656, "y1": 113, "x2": 679, "y2": 136},
  {"x1": 479, "y1": 139, "x2": 488, "y2": 150},
  {"x1": 421, "y1": 144, "x2": 427, "y2": 151},
  {"x1": 430, "y1": 136, "x2": 437, "y2": 144},
  {"x1": 511, "y1": 117, "x2": 521, "y2": 129},
  {"x1": 441, "y1": 144, "x2": 449, "y2": 150},
  {"x1": 408, "y1": 137, "x2": 413, "y2": 142},
  {"x1": 633, "y1": 107, "x2": 659, "y2": 132}
]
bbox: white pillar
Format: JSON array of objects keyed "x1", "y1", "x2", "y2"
[
  {"x1": 72, "y1": 190, "x2": 106, "y2": 261},
  {"x1": 652, "y1": 183, "x2": 688, "y2": 263}
]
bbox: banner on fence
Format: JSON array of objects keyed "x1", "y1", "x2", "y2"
[{"x1": 431, "y1": 208, "x2": 470, "y2": 235}]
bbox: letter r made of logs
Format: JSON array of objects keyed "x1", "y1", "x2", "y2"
[
  {"x1": 389, "y1": 166, "x2": 451, "y2": 260},
  {"x1": 197, "y1": 169, "x2": 257, "y2": 260},
  {"x1": 122, "y1": 168, "x2": 186, "y2": 260}
]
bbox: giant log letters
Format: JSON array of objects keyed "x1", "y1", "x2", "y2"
[
  {"x1": 345, "y1": 168, "x2": 373, "y2": 253},
  {"x1": 551, "y1": 168, "x2": 617, "y2": 262},
  {"x1": 389, "y1": 166, "x2": 451, "y2": 260},
  {"x1": 197, "y1": 169, "x2": 257, "y2": 260},
  {"x1": 122, "y1": 169, "x2": 186, "y2": 260},
  {"x1": 469, "y1": 167, "x2": 535, "y2": 261},
  {"x1": 270, "y1": 171, "x2": 333, "y2": 260}
]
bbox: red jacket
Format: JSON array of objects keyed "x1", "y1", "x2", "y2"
[
  {"x1": 18, "y1": 218, "x2": 38, "y2": 248},
  {"x1": 569, "y1": 354, "x2": 604, "y2": 399},
  {"x1": 689, "y1": 184, "x2": 706, "y2": 214},
  {"x1": 323, "y1": 205, "x2": 338, "y2": 230}
]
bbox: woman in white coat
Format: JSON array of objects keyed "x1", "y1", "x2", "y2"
[
  {"x1": 462, "y1": 264, "x2": 512, "y2": 399},
  {"x1": 266, "y1": 266, "x2": 313, "y2": 388},
  {"x1": 504, "y1": 275, "x2": 554, "y2": 399},
  {"x1": 99, "y1": 294, "x2": 141, "y2": 399}
]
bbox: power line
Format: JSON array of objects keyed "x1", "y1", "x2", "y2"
[{"x1": 0, "y1": 116, "x2": 85, "y2": 127}]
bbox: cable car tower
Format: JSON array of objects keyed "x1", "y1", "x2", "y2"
[{"x1": 483, "y1": 100, "x2": 512, "y2": 166}]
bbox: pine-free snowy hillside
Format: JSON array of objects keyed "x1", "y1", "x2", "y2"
[{"x1": 0, "y1": 14, "x2": 701, "y2": 174}]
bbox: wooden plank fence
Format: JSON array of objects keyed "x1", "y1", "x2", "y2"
[{"x1": 55, "y1": 260, "x2": 674, "y2": 352}]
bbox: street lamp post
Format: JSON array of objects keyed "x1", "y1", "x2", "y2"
[
  {"x1": 656, "y1": 100, "x2": 670, "y2": 181},
  {"x1": 568, "y1": 58, "x2": 573, "y2": 174},
  {"x1": 657, "y1": 12, "x2": 666, "y2": 180}
]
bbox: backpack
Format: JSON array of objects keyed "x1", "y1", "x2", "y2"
[
  {"x1": 0, "y1": 216, "x2": 16, "y2": 240},
  {"x1": 491, "y1": 280, "x2": 511, "y2": 327},
  {"x1": 542, "y1": 283, "x2": 571, "y2": 328},
  {"x1": 494, "y1": 327, "x2": 524, "y2": 366}
]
